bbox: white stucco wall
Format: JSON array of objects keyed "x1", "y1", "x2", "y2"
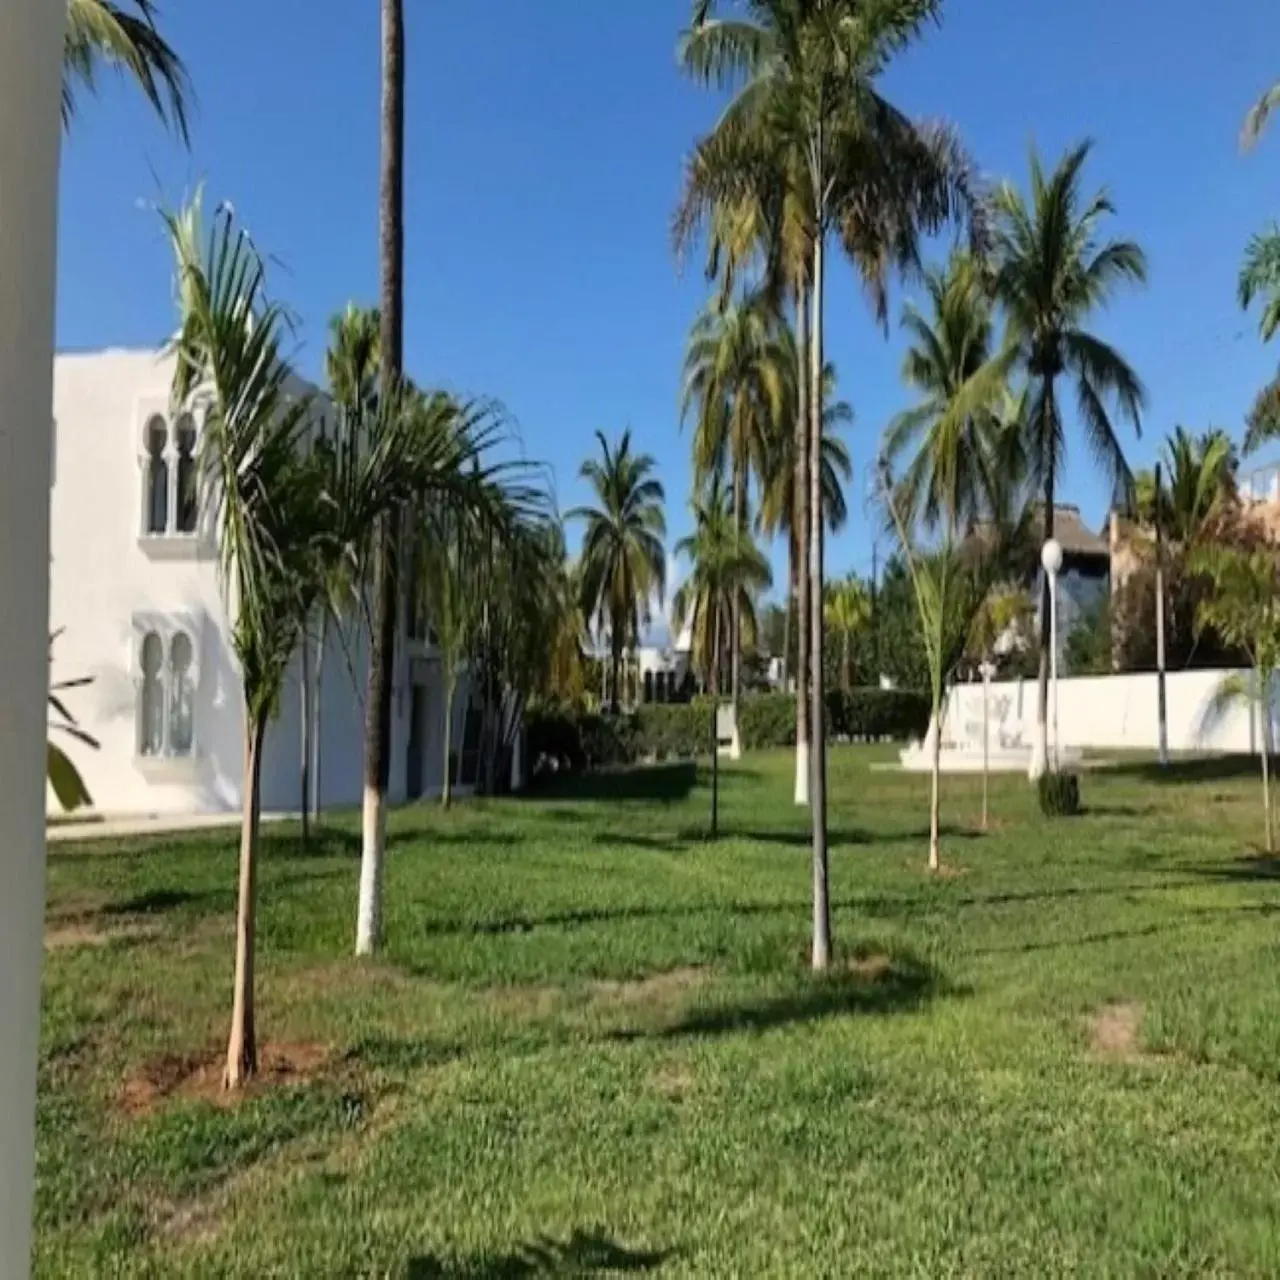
[{"x1": 945, "y1": 668, "x2": 1277, "y2": 756}]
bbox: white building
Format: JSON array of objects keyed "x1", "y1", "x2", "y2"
[{"x1": 48, "y1": 346, "x2": 482, "y2": 817}]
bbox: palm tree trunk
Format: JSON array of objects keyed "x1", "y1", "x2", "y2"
[
  {"x1": 442, "y1": 673, "x2": 455, "y2": 809},
  {"x1": 781, "y1": 549, "x2": 793, "y2": 691},
  {"x1": 842, "y1": 628, "x2": 851, "y2": 694},
  {"x1": 809, "y1": 229, "x2": 830, "y2": 973},
  {"x1": 225, "y1": 712, "x2": 267, "y2": 1089},
  {"x1": 312, "y1": 613, "x2": 326, "y2": 822},
  {"x1": 300, "y1": 627, "x2": 310, "y2": 848},
  {"x1": 610, "y1": 623, "x2": 622, "y2": 714},
  {"x1": 929, "y1": 692, "x2": 942, "y2": 872},
  {"x1": 794, "y1": 284, "x2": 811, "y2": 807},
  {"x1": 732, "y1": 461, "x2": 745, "y2": 715},
  {"x1": 358, "y1": 0, "x2": 404, "y2": 958},
  {"x1": 1034, "y1": 435, "x2": 1055, "y2": 782}
]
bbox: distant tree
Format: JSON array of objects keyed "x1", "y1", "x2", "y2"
[
  {"x1": 824, "y1": 576, "x2": 871, "y2": 692},
  {"x1": 1191, "y1": 544, "x2": 1280, "y2": 853},
  {"x1": 569, "y1": 430, "x2": 666, "y2": 712},
  {"x1": 63, "y1": 0, "x2": 191, "y2": 139},
  {"x1": 1133, "y1": 426, "x2": 1238, "y2": 544},
  {"x1": 1063, "y1": 594, "x2": 1112, "y2": 676}
]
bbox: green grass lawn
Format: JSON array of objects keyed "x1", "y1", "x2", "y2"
[{"x1": 36, "y1": 746, "x2": 1280, "y2": 1276}]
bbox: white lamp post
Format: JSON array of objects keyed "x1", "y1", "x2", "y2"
[
  {"x1": 1, "y1": 0, "x2": 65, "y2": 1270},
  {"x1": 1041, "y1": 538, "x2": 1064, "y2": 773}
]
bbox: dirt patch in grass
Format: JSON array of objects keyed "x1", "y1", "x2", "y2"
[
  {"x1": 590, "y1": 966, "x2": 710, "y2": 1006},
  {"x1": 45, "y1": 921, "x2": 155, "y2": 951},
  {"x1": 846, "y1": 952, "x2": 894, "y2": 982},
  {"x1": 1087, "y1": 1002, "x2": 1146, "y2": 1062},
  {"x1": 650, "y1": 1060, "x2": 695, "y2": 1102},
  {"x1": 121, "y1": 1042, "x2": 332, "y2": 1115},
  {"x1": 929, "y1": 862, "x2": 967, "y2": 880}
]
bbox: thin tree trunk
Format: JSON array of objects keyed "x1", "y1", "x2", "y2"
[
  {"x1": 929, "y1": 695, "x2": 942, "y2": 872},
  {"x1": 794, "y1": 285, "x2": 811, "y2": 807},
  {"x1": 358, "y1": 0, "x2": 405, "y2": 958},
  {"x1": 225, "y1": 713, "x2": 267, "y2": 1090},
  {"x1": 982, "y1": 676, "x2": 990, "y2": 832},
  {"x1": 842, "y1": 628, "x2": 851, "y2": 694},
  {"x1": 300, "y1": 627, "x2": 310, "y2": 848},
  {"x1": 809, "y1": 229, "x2": 830, "y2": 972},
  {"x1": 1034, "y1": 434, "x2": 1055, "y2": 781},
  {"x1": 312, "y1": 613, "x2": 326, "y2": 822},
  {"x1": 442, "y1": 675, "x2": 456, "y2": 809},
  {"x1": 610, "y1": 624, "x2": 621, "y2": 714},
  {"x1": 732, "y1": 461, "x2": 744, "y2": 715},
  {"x1": 781, "y1": 552, "x2": 793, "y2": 691}
]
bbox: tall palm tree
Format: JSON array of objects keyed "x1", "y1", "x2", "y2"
[
  {"x1": 825, "y1": 575, "x2": 871, "y2": 693},
  {"x1": 673, "y1": 478, "x2": 773, "y2": 695},
  {"x1": 569, "y1": 430, "x2": 666, "y2": 712},
  {"x1": 682, "y1": 290, "x2": 785, "y2": 711},
  {"x1": 992, "y1": 141, "x2": 1147, "y2": 777},
  {"x1": 63, "y1": 0, "x2": 190, "y2": 139},
  {"x1": 1240, "y1": 225, "x2": 1280, "y2": 349},
  {"x1": 884, "y1": 251, "x2": 1015, "y2": 537},
  {"x1": 1133, "y1": 426, "x2": 1238, "y2": 545},
  {"x1": 357, "y1": 0, "x2": 405, "y2": 960},
  {"x1": 679, "y1": 0, "x2": 982, "y2": 969},
  {"x1": 1243, "y1": 78, "x2": 1280, "y2": 150}
]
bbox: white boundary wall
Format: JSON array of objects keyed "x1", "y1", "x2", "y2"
[{"x1": 944, "y1": 669, "x2": 1276, "y2": 756}]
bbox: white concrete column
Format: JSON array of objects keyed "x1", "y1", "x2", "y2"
[{"x1": 0, "y1": 1, "x2": 65, "y2": 1274}]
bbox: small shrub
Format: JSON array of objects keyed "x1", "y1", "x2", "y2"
[{"x1": 1038, "y1": 770, "x2": 1081, "y2": 817}]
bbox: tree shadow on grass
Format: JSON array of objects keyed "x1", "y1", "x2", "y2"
[
  {"x1": 522, "y1": 763, "x2": 698, "y2": 805},
  {"x1": 1181, "y1": 854, "x2": 1280, "y2": 884},
  {"x1": 408, "y1": 1230, "x2": 674, "y2": 1277},
  {"x1": 1098, "y1": 754, "x2": 1260, "y2": 785}
]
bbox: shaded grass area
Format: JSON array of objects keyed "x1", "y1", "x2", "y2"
[{"x1": 35, "y1": 746, "x2": 1280, "y2": 1275}]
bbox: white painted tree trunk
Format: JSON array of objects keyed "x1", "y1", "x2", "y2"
[
  {"x1": 356, "y1": 786, "x2": 386, "y2": 955},
  {"x1": 794, "y1": 286, "x2": 811, "y2": 808},
  {"x1": 0, "y1": 1, "x2": 63, "y2": 1265}
]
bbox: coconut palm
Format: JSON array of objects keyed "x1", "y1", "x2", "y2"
[
  {"x1": 63, "y1": 0, "x2": 190, "y2": 139},
  {"x1": 673, "y1": 478, "x2": 773, "y2": 694},
  {"x1": 682, "y1": 290, "x2": 786, "y2": 710},
  {"x1": 825, "y1": 575, "x2": 871, "y2": 693},
  {"x1": 1243, "y1": 78, "x2": 1280, "y2": 150},
  {"x1": 1240, "y1": 226, "x2": 1280, "y2": 348},
  {"x1": 569, "y1": 430, "x2": 666, "y2": 713},
  {"x1": 357, "y1": 0, "x2": 406, "y2": 960},
  {"x1": 678, "y1": 0, "x2": 983, "y2": 969},
  {"x1": 1133, "y1": 427, "x2": 1238, "y2": 545},
  {"x1": 991, "y1": 140, "x2": 1147, "y2": 778},
  {"x1": 884, "y1": 251, "x2": 1017, "y2": 537}
]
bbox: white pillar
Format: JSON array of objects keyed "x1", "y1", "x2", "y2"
[{"x1": 0, "y1": 1, "x2": 64, "y2": 1273}]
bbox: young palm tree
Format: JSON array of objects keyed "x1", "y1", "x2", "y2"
[
  {"x1": 358, "y1": 0, "x2": 406, "y2": 959},
  {"x1": 63, "y1": 0, "x2": 190, "y2": 139},
  {"x1": 681, "y1": 290, "x2": 786, "y2": 711},
  {"x1": 673, "y1": 479, "x2": 773, "y2": 695},
  {"x1": 164, "y1": 196, "x2": 322, "y2": 1089},
  {"x1": 824, "y1": 575, "x2": 871, "y2": 693},
  {"x1": 679, "y1": 0, "x2": 982, "y2": 969},
  {"x1": 884, "y1": 251, "x2": 1016, "y2": 537},
  {"x1": 1133, "y1": 426, "x2": 1238, "y2": 545},
  {"x1": 992, "y1": 141, "x2": 1147, "y2": 778},
  {"x1": 569, "y1": 430, "x2": 666, "y2": 712}
]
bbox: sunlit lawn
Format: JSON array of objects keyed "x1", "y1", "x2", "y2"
[{"x1": 36, "y1": 746, "x2": 1280, "y2": 1275}]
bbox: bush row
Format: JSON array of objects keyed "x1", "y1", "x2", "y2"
[{"x1": 527, "y1": 689, "x2": 930, "y2": 775}]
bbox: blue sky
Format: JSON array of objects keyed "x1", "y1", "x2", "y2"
[{"x1": 57, "y1": 0, "x2": 1280, "y2": 602}]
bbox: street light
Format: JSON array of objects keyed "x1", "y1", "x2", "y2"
[{"x1": 1041, "y1": 538, "x2": 1064, "y2": 772}]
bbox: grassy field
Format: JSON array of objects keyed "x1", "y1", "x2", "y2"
[{"x1": 36, "y1": 746, "x2": 1280, "y2": 1276}]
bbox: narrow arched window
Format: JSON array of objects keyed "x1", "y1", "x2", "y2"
[
  {"x1": 145, "y1": 415, "x2": 169, "y2": 534},
  {"x1": 169, "y1": 633, "x2": 195, "y2": 756},
  {"x1": 175, "y1": 414, "x2": 198, "y2": 533},
  {"x1": 139, "y1": 633, "x2": 165, "y2": 755}
]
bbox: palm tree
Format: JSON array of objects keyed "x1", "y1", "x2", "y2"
[
  {"x1": 164, "y1": 195, "x2": 325, "y2": 1088},
  {"x1": 991, "y1": 141, "x2": 1147, "y2": 778},
  {"x1": 673, "y1": 478, "x2": 773, "y2": 695},
  {"x1": 1133, "y1": 426, "x2": 1238, "y2": 545},
  {"x1": 63, "y1": 0, "x2": 190, "y2": 139},
  {"x1": 569, "y1": 430, "x2": 666, "y2": 712},
  {"x1": 884, "y1": 251, "x2": 1016, "y2": 536},
  {"x1": 681, "y1": 290, "x2": 785, "y2": 711},
  {"x1": 357, "y1": 0, "x2": 406, "y2": 960},
  {"x1": 1242, "y1": 78, "x2": 1280, "y2": 150},
  {"x1": 824, "y1": 575, "x2": 871, "y2": 693},
  {"x1": 1240, "y1": 226, "x2": 1280, "y2": 349},
  {"x1": 679, "y1": 0, "x2": 982, "y2": 969}
]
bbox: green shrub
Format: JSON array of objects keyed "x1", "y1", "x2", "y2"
[
  {"x1": 1038, "y1": 770, "x2": 1081, "y2": 817},
  {"x1": 826, "y1": 688, "x2": 931, "y2": 742},
  {"x1": 635, "y1": 703, "x2": 707, "y2": 760},
  {"x1": 738, "y1": 694, "x2": 796, "y2": 749}
]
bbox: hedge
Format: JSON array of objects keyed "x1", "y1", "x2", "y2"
[{"x1": 527, "y1": 688, "x2": 930, "y2": 777}]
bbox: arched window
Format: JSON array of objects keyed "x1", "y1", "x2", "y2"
[
  {"x1": 175, "y1": 414, "x2": 198, "y2": 534},
  {"x1": 145, "y1": 416, "x2": 169, "y2": 535},
  {"x1": 643, "y1": 671, "x2": 654, "y2": 704},
  {"x1": 139, "y1": 633, "x2": 165, "y2": 755},
  {"x1": 169, "y1": 633, "x2": 195, "y2": 756}
]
